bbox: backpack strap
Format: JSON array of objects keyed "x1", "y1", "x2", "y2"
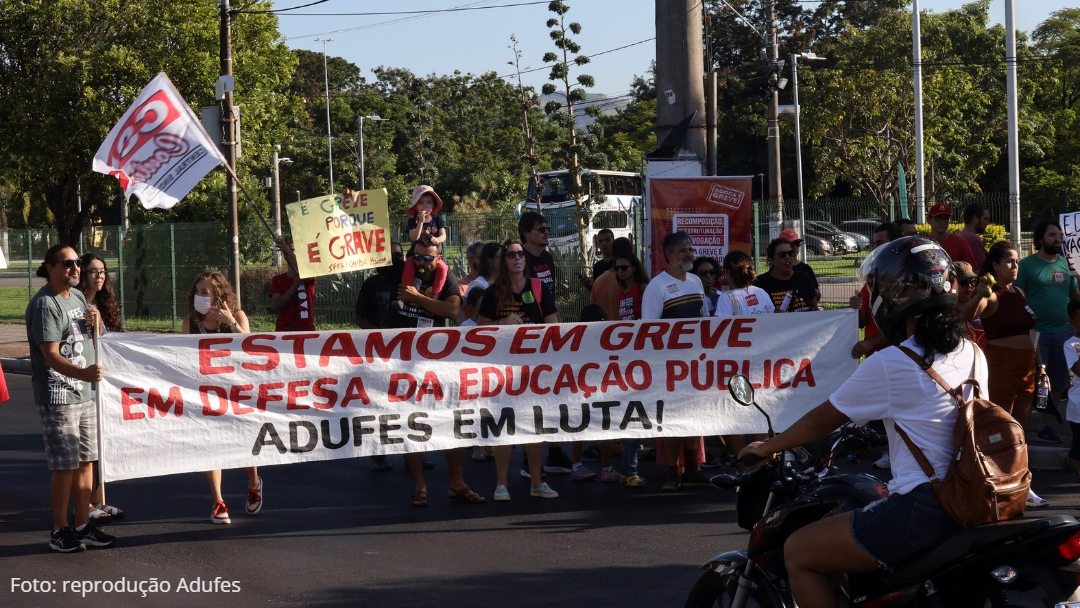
[
  {"x1": 530, "y1": 278, "x2": 543, "y2": 307},
  {"x1": 898, "y1": 345, "x2": 964, "y2": 407},
  {"x1": 893, "y1": 423, "x2": 940, "y2": 482}
]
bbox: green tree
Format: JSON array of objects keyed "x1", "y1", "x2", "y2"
[
  {"x1": 0, "y1": 0, "x2": 299, "y2": 245},
  {"x1": 540, "y1": 0, "x2": 595, "y2": 260}
]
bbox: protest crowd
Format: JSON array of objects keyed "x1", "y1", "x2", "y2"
[{"x1": 21, "y1": 184, "x2": 1080, "y2": 554}]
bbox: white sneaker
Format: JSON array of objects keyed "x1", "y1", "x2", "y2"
[
  {"x1": 530, "y1": 482, "x2": 559, "y2": 499},
  {"x1": 1027, "y1": 489, "x2": 1050, "y2": 509},
  {"x1": 872, "y1": 454, "x2": 890, "y2": 470},
  {"x1": 210, "y1": 500, "x2": 231, "y2": 524},
  {"x1": 493, "y1": 484, "x2": 511, "y2": 502}
]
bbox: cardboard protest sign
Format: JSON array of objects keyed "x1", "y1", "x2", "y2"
[
  {"x1": 286, "y1": 189, "x2": 391, "y2": 278},
  {"x1": 1060, "y1": 211, "x2": 1080, "y2": 276},
  {"x1": 97, "y1": 311, "x2": 857, "y2": 481},
  {"x1": 648, "y1": 177, "x2": 753, "y2": 285},
  {"x1": 92, "y1": 72, "x2": 226, "y2": 209}
]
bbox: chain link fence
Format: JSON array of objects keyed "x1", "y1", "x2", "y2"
[{"x1": 0, "y1": 193, "x2": 1047, "y2": 329}]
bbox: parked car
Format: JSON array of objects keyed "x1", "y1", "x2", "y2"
[
  {"x1": 805, "y1": 220, "x2": 860, "y2": 254},
  {"x1": 757, "y1": 225, "x2": 833, "y2": 256},
  {"x1": 840, "y1": 218, "x2": 884, "y2": 242}
]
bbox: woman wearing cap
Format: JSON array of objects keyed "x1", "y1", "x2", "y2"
[
  {"x1": 406, "y1": 185, "x2": 446, "y2": 246},
  {"x1": 754, "y1": 238, "x2": 819, "y2": 312}
]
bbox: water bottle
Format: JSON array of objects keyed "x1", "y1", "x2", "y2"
[
  {"x1": 779, "y1": 292, "x2": 793, "y2": 312},
  {"x1": 1036, "y1": 364, "x2": 1050, "y2": 410}
]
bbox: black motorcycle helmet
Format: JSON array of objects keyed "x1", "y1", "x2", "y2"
[{"x1": 859, "y1": 236, "x2": 956, "y2": 342}]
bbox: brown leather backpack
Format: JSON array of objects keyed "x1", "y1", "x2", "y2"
[{"x1": 894, "y1": 346, "x2": 1031, "y2": 528}]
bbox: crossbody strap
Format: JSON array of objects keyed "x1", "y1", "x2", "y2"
[{"x1": 894, "y1": 345, "x2": 978, "y2": 483}]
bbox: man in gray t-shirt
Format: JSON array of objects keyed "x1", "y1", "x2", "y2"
[{"x1": 25, "y1": 245, "x2": 110, "y2": 553}]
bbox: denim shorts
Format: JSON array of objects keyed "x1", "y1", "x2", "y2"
[
  {"x1": 851, "y1": 483, "x2": 958, "y2": 571},
  {"x1": 37, "y1": 401, "x2": 98, "y2": 471}
]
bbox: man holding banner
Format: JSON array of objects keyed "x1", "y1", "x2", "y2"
[
  {"x1": 26, "y1": 245, "x2": 114, "y2": 552},
  {"x1": 392, "y1": 234, "x2": 486, "y2": 507}
]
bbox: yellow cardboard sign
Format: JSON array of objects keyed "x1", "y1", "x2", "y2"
[{"x1": 285, "y1": 189, "x2": 391, "y2": 278}]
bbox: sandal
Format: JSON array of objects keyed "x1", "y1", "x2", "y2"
[
  {"x1": 89, "y1": 506, "x2": 112, "y2": 524},
  {"x1": 448, "y1": 486, "x2": 486, "y2": 504},
  {"x1": 411, "y1": 489, "x2": 429, "y2": 508},
  {"x1": 99, "y1": 504, "x2": 125, "y2": 519}
]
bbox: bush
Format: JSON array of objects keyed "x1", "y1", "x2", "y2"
[{"x1": 913, "y1": 223, "x2": 1006, "y2": 252}]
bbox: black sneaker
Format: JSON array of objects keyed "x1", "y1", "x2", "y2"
[
  {"x1": 543, "y1": 448, "x2": 573, "y2": 474},
  {"x1": 76, "y1": 522, "x2": 115, "y2": 548},
  {"x1": 372, "y1": 455, "x2": 393, "y2": 472},
  {"x1": 700, "y1": 451, "x2": 723, "y2": 469},
  {"x1": 49, "y1": 527, "x2": 86, "y2": 553}
]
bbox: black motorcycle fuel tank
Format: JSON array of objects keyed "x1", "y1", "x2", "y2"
[{"x1": 747, "y1": 473, "x2": 887, "y2": 563}]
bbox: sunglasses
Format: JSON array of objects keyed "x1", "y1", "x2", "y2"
[
  {"x1": 775, "y1": 251, "x2": 797, "y2": 259},
  {"x1": 504, "y1": 251, "x2": 526, "y2": 259},
  {"x1": 413, "y1": 253, "x2": 436, "y2": 262},
  {"x1": 697, "y1": 269, "x2": 717, "y2": 277},
  {"x1": 59, "y1": 259, "x2": 82, "y2": 269},
  {"x1": 960, "y1": 278, "x2": 977, "y2": 287},
  {"x1": 614, "y1": 264, "x2": 631, "y2": 272},
  {"x1": 85, "y1": 269, "x2": 106, "y2": 277}
]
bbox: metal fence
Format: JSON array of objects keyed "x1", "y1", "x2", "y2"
[{"x1": 0, "y1": 193, "x2": 1036, "y2": 329}]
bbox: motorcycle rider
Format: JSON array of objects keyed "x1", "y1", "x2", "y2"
[{"x1": 741, "y1": 237, "x2": 988, "y2": 608}]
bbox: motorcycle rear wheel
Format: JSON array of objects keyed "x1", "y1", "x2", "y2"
[{"x1": 685, "y1": 570, "x2": 777, "y2": 608}]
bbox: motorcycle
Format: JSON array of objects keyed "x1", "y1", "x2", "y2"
[{"x1": 686, "y1": 375, "x2": 1080, "y2": 608}]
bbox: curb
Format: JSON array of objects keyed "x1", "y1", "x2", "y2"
[{"x1": 0, "y1": 357, "x2": 31, "y2": 376}]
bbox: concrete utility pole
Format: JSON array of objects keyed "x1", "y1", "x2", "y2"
[
  {"x1": 1004, "y1": 0, "x2": 1021, "y2": 243},
  {"x1": 766, "y1": 0, "x2": 783, "y2": 215},
  {"x1": 219, "y1": 0, "x2": 241, "y2": 304},
  {"x1": 912, "y1": 0, "x2": 927, "y2": 223},
  {"x1": 655, "y1": 0, "x2": 706, "y2": 166}
]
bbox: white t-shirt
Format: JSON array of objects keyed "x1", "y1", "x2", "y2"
[
  {"x1": 713, "y1": 286, "x2": 775, "y2": 317},
  {"x1": 829, "y1": 337, "x2": 988, "y2": 495},
  {"x1": 1062, "y1": 335, "x2": 1080, "y2": 423},
  {"x1": 640, "y1": 271, "x2": 708, "y2": 320}
]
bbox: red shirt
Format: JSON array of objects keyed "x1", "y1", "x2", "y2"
[
  {"x1": 958, "y1": 230, "x2": 986, "y2": 268},
  {"x1": 617, "y1": 284, "x2": 644, "y2": 320},
  {"x1": 858, "y1": 286, "x2": 885, "y2": 355},
  {"x1": 270, "y1": 273, "x2": 316, "y2": 331},
  {"x1": 941, "y1": 234, "x2": 976, "y2": 266}
]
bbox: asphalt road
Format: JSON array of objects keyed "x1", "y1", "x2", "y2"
[{"x1": 3, "y1": 372, "x2": 1080, "y2": 608}]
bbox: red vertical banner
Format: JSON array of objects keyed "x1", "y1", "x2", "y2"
[{"x1": 648, "y1": 177, "x2": 753, "y2": 285}]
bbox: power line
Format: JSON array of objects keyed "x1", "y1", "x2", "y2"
[
  {"x1": 497, "y1": 38, "x2": 655, "y2": 79},
  {"x1": 281, "y1": 0, "x2": 494, "y2": 40},
  {"x1": 243, "y1": 0, "x2": 548, "y2": 15}
]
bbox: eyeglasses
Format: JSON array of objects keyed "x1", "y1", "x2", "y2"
[
  {"x1": 59, "y1": 259, "x2": 81, "y2": 269},
  {"x1": 413, "y1": 253, "x2": 436, "y2": 262},
  {"x1": 614, "y1": 264, "x2": 631, "y2": 272},
  {"x1": 775, "y1": 251, "x2": 797, "y2": 259},
  {"x1": 504, "y1": 251, "x2": 526, "y2": 259},
  {"x1": 85, "y1": 269, "x2": 105, "y2": 277},
  {"x1": 533, "y1": 226, "x2": 549, "y2": 234},
  {"x1": 697, "y1": 269, "x2": 717, "y2": 277}
]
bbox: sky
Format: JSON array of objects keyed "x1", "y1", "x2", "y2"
[{"x1": 268, "y1": 0, "x2": 1070, "y2": 97}]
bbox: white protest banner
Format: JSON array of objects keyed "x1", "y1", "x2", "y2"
[
  {"x1": 98, "y1": 311, "x2": 857, "y2": 482},
  {"x1": 92, "y1": 72, "x2": 226, "y2": 209},
  {"x1": 1060, "y1": 211, "x2": 1080, "y2": 276}
]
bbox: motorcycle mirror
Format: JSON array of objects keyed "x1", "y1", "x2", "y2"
[{"x1": 728, "y1": 375, "x2": 755, "y2": 406}]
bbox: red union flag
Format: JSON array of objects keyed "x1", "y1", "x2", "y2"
[{"x1": 92, "y1": 73, "x2": 225, "y2": 209}]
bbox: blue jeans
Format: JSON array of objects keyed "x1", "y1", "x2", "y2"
[
  {"x1": 1038, "y1": 329, "x2": 1073, "y2": 398},
  {"x1": 620, "y1": 440, "x2": 640, "y2": 477}
]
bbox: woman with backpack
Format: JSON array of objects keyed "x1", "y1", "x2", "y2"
[
  {"x1": 477, "y1": 239, "x2": 559, "y2": 502},
  {"x1": 740, "y1": 237, "x2": 988, "y2": 608}
]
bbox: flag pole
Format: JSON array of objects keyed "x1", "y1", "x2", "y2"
[{"x1": 219, "y1": 161, "x2": 286, "y2": 244}]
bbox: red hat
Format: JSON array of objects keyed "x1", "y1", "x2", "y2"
[
  {"x1": 928, "y1": 202, "x2": 951, "y2": 217},
  {"x1": 407, "y1": 185, "x2": 443, "y2": 217},
  {"x1": 778, "y1": 228, "x2": 801, "y2": 242}
]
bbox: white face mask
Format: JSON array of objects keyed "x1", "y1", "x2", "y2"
[{"x1": 193, "y1": 294, "x2": 213, "y2": 315}]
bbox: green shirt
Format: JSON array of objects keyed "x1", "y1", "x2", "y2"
[
  {"x1": 1015, "y1": 254, "x2": 1078, "y2": 333},
  {"x1": 25, "y1": 286, "x2": 96, "y2": 405}
]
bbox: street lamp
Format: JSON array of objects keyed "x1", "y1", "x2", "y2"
[
  {"x1": 791, "y1": 50, "x2": 826, "y2": 257},
  {"x1": 358, "y1": 114, "x2": 385, "y2": 191},
  {"x1": 315, "y1": 37, "x2": 334, "y2": 192},
  {"x1": 270, "y1": 145, "x2": 293, "y2": 266}
]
